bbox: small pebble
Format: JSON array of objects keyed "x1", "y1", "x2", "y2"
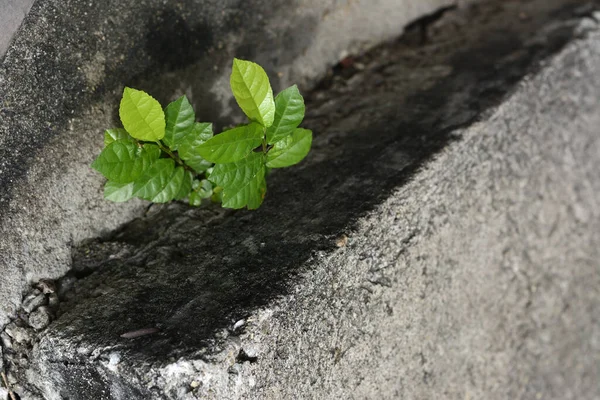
[
  {"x1": 233, "y1": 319, "x2": 245, "y2": 331},
  {"x1": 108, "y1": 352, "x2": 121, "y2": 366},
  {"x1": 242, "y1": 344, "x2": 260, "y2": 359},
  {"x1": 29, "y1": 306, "x2": 52, "y2": 330},
  {"x1": 0, "y1": 332, "x2": 12, "y2": 349},
  {"x1": 4, "y1": 323, "x2": 32, "y2": 344},
  {"x1": 190, "y1": 381, "x2": 200, "y2": 389},
  {"x1": 37, "y1": 279, "x2": 56, "y2": 294},
  {"x1": 336, "y1": 234, "x2": 348, "y2": 247},
  {"x1": 23, "y1": 293, "x2": 47, "y2": 313}
]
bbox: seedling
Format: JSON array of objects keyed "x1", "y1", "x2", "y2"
[{"x1": 91, "y1": 59, "x2": 312, "y2": 209}]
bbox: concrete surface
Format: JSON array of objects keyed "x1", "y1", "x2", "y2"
[
  {"x1": 1, "y1": 0, "x2": 597, "y2": 398},
  {"x1": 0, "y1": 0, "x2": 463, "y2": 331},
  {"x1": 0, "y1": 0, "x2": 35, "y2": 58}
]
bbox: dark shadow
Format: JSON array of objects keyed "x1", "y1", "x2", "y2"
[{"x1": 145, "y1": 9, "x2": 214, "y2": 71}]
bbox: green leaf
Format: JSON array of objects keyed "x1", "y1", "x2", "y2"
[
  {"x1": 155, "y1": 166, "x2": 190, "y2": 202},
  {"x1": 266, "y1": 128, "x2": 312, "y2": 168},
  {"x1": 119, "y1": 87, "x2": 166, "y2": 141},
  {"x1": 209, "y1": 152, "x2": 266, "y2": 209},
  {"x1": 197, "y1": 122, "x2": 263, "y2": 163},
  {"x1": 196, "y1": 179, "x2": 214, "y2": 199},
  {"x1": 230, "y1": 59, "x2": 275, "y2": 127},
  {"x1": 184, "y1": 155, "x2": 213, "y2": 174},
  {"x1": 163, "y1": 95, "x2": 195, "y2": 149},
  {"x1": 189, "y1": 179, "x2": 213, "y2": 206},
  {"x1": 150, "y1": 165, "x2": 183, "y2": 203},
  {"x1": 189, "y1": 191, "x2": 203, "y2": 207},
  {"x1": 104, "y1": 128, "x2": 132, "y2": 146},
  {"x1": 91, "y1": 140, "x2": 160, "y2": 183},
  {"x1": 132, "y1": 158, "x2": 175, "y2": 201},
  {"x1": 211, "y1": 186, "x2": 223, "y2": 203},
  {"x1": 174, "y1": 170, "x2": 194, "y2": 200},
  {"x1": 142, "y1": 143, "x2": 162, "y2": 160},
  {"x1": 133, "y1": 159, "x2": 193, "y2": 203},
  {"x1": 266, "y1": 85, "x2": 305, "y2": 144},
  {"x1": 104, "y1": 181, "x2": 135, "y2": 202},
  {"x1": 178, "y1": 122, "x2": 214, "y2": 173}
]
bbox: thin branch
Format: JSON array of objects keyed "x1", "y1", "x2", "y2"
[
  {"x1": 1, "y1": 371, "x2": 17, "y2": 400},
  {"x1": 156, "y1": 142, "x2": 197, "y2": 175}
]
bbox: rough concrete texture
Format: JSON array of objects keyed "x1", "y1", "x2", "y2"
[
  {"x1": 0, "y1": 0, "x2": 463, "y2": 330},
  {"x1": 1, "y1": 0, "x2": 596, "y2": 398},
  {"x1": 0, "y1": 0, "x2": 35, "y2": 58}
]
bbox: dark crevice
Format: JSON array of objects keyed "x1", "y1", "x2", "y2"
[{"x1": 404, "y1": 5, "x2": 457, "y2": 45}]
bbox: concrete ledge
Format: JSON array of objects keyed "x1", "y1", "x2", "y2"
[
  {"x1": 0, "y1": 0, "x2": 462, "y2": 329},
  {"x1": 1, "y1": 0, "x2": 596, "y2": 398}
]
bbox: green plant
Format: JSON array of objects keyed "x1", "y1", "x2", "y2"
[{"x1": 91, "y1": 59, "x2": 312, "y2": 210}]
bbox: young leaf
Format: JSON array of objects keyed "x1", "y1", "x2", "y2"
[
  {"x1": 142, "y1": 143, "x2": 162, "y2": 161},
  {"x1": 104, "y1": 181, "x2": 135, "y2": 202},
  {"x1": 266, "y1": 128, "x2": 313, "y2": 168},
  {"x1": 163, "y1": 95, "x2": 195, "y2": 149},
  {"x1": 196, "y1": 179, "x2": 214, "y2": 199},
  {"x1": 183, "y1": 155, "x2": 213, "y2": 174},
  {"x1": 104, "y1": 128, "x2": 133, "y2": 146},
  {"x1": 189, "y1": 191, "x2": 203, "y2": 207},
  {"x1": 91, "y1": 140, "x2": 160, "y2": 183},
  {"x1": 189, "y1": 179, "x2": 213, "y2": 206},
  {"x1": 209, "y1": 152, "x2": 266, "y2": 209},
  {"x1": 174, "y1": 170, "x2": 193, "y2": 200},
  {"x1": 178, "y1": 122, "x2": 213, "y2": 173},
  {"x1": 152, "y1": 166, "x2": 192, "y2": 203},
  {"x1": 196, "y1": 122, "x2": 263, "y2": 163},
  {"x1": 132, "y1": 158, "x2": 175, "y2": 201},
  {"x1": 119, "y1": 87, "x2": 166, "y2": 141},
  {"x1": 266, "y1": 85, "x2": 305, "y2": 144},
  {"x1": 211, "y1": 186, "x2": 223, "y2": 204},
  {"x1": 230, "y1": 59, "x2": 275, "y2": 127},
  {"x1": 178, "y1": 122, "x2": 213, "y2": 153}
]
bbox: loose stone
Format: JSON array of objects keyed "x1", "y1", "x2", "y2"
[
  {"x1": 0, "y1": 332, "x2": 12, "y2": 350},
  {"x1": 28, "y1": 306, "x2": 52, "y2": 330},
  {"x1": 36, "y1": 279, "x2": 57, "y2": 294},
  {"x1": 22, "y1": 293, "x2": 47, "y2": 313},
  {"x1": 4, "y1": 323, "x2": 33, "y2": 345}
]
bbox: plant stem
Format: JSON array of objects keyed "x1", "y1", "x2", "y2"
[
  {"x1": 157, "y1": 141, "x2": 196, "y2": 175},
  {"x1": 262, "y1": 128, "x2": 267, "y2": 154}
]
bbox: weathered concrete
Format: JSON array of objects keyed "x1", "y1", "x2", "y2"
[
  {"x1": 0, "y1": 0, "x2": 463, "y2": 331},
  {"x1": 0, "y1": 0, "x2": 35, "y2": 58},
  {"x1": 1, "y1": 0, "x2": 597, "y2": 398}
]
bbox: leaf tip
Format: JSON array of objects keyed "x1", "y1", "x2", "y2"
[{"x1": 122, "y1": 86, "x2": 135, "y2": 96}]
